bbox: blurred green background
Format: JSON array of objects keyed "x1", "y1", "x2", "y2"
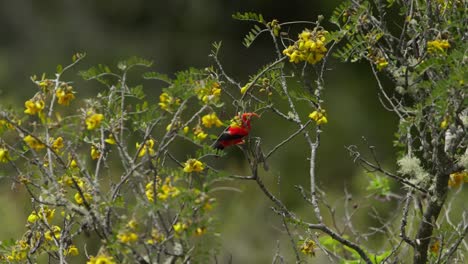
[{"x1": 0, "y1": 0, "x2": 404, "y2": 263}]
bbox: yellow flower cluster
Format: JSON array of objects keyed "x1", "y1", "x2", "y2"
[
  {"x1": 51, "y1": 137, "x2": 64, "y2": 152},
  {"x1": 23, "y1": 135, "x2": 45, "y2": 151},
  {"x1": 145, "y1": 179, "x2": 158, "y2": 202},
  {"x1": 44, "y1": 225, "x2": 61, "y2": 241},
  {"x1": 0, "y1": 118, "x2": 15, "y2": 129},
  {"x1": 56, "y1": 86, "x2": 75, "y2": 106},
  {"x1": 146, "y1": 229, "x2": 165, "y2": 245},
  {"x1": 309, "y1": 109, "x2": 328, "y2": 125},
  {"x1": 145, "y1": 177, "x2": 180, "y2": 202},
  {"x1": 27, "y1": 206, "x2": 55, "y2": 223},
  {"x1": 299, "y1": 239, "x2": 316, "y2": 256},
  {"x1": 448, "y1": 171, "x2": 467, "y2": 188},
  {"x1": 201, "y1": 112, "x2": 223, "y2": 128},
  {"x1": 0, "y1": 147, "x2": 10, "y2": 163},
  {"x1": 85, "y1": 112, "x2": 104, "y2": 130},
  {"x1": 283, "y1": 29, "x2": 328, "y2": 64},
  {"x1": 87, "y1": 254, "x2": 116, "y2": 264},
  {"x1": 159, "y1": 92, "x2": 180, "y2": 112},
  {"x1": 183, "y1": 158, "x2": 205, "y2": 173},
  {"x1": 24, "y1": 98, "x2": 45, "y2": 115},
  {"x1": 173, "y1": 222, "x2": 188, "y2": 234},
  {"x1": 4, "y1": 240, "x2": 29, "y2": 261},
  {"x1": 195, "y1": 81, "x2": 222, "y2": 104},
  {"x1": 65, "y1": 245, "x2": 79, "y2": 256},
  {"x1": 117, "y1": 231, "x2": 138, "y2": 244},
  {"x1": 158, "y1": 179, "x2": 181, "y2": 200},
  {"x1": 136, "y1": 139, "x2": 155, "y2": 157},
  {"x1": 90, "y1": 145, "x2": 100, "y2": 160},
  {"x1": 59, "y1": 175, "x2": 85, "y2": 189},
  {"x1": 74, "y1": 192, "x2": 93, "y2": 205},
  {"x1": 427, "y1": 39, "x2": 450, "y2": 54},
  {"x1": 193, "y1": 126, "x2": 208, "y2": 141}
]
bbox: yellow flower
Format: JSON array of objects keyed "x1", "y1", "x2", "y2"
[
  {"x1": 56, "y1": 86, "x2": 75, "y2": 106},
  {"x1": 24, "y1": 99, "x2": 45, "y2": 115},
  {"x1": 44, "y1": 226, "x2": 61, "y2": 241},
  {"x1": 427, "y1": 39, "x2": 450, "y2": 54},
  {"x1": 90, "y1": 145, "x2": 100, "y2": 160},
  {"x1": 127, "y1": 219, "x2": 138, "y2": 230},
  {"x1": 66, "y1": 245, "x2": 79, "y2": 256},
  {"x1": 376, "y1": 57, "x2": 389, "y2": 71},
  {"x1": 183, "y1": 158, "x2": 205, "y2": 173},
  {"x1": 85, "y1": 113, "x2": 104, "y2": 130},
  {"x1": 201, "y1": 112, "x2": 223, "y2": 128},
  {"x1": 104, "y1": 134, "x2": 116, "y2": 145},
  {"x1": 195, "y1": 227, "x2": 207, "y2": 236},
  {"x1": 159, "y1": 92, "x2": 180, "y2": 112},
  {"x1": 196, "y1": 131, "x2": 207, "y2": 140},
  {"x1": 173, "y1": 222, "x2": 188, "y2": 233},
  {"x1": 87, "y1": 255, "x2": 116, "y2": 264},
  {"x1": 448, "y1": 171, "x2": 468, "y2": 188},
  {"x1": 309, "y1": 110, "x2": 328, "y2": 125},
  {"x1": 267, "y1": 19, "x2": 281, "y2": 36},
  {"x1": 194, "y1": 127, "x2": 208, "y2": 140},
  {"x1": 0, "y1": 147, "x2": 10, "y2": 163},
  {"x1": 145, "y1": 181, "x2": 155, "y2": 202},
  {"x1": 23, "y1": 135, "x2": 45, "y2": 151},
  {"x1": 136, "y1": 139, "x2": 155, "y2": 157},
  {"x1": 299, "y1": 239, "x2": 316, "y2": 256},
  {"x1": 70, "y1": 159, "x2": 78, "y2": 168},
  {"x1": 52, "y1": 137, "x2": 64, "y2": 151},
  {"x1": 27, "y1": 213, "x2": 39, "y2": 223},
  {"x1": 440, "y1": 117, "x2": 449, "y2": 129},
  {"x1": 183, "y1": 126, "x2": 190, "y2": 134},
  {"x1": 74, "y1": 192, "x2": 92, "y2": 205},
  {"x1": 117, "y1": 232, "x2": 138, "y2": 244}
]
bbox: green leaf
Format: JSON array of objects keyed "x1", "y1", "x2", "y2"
[
  {"x1": 117, "y1": 56, "x2": 153, "y2": 71},
  {"x1": 143, "y1": 71, "x2": 172, "y2": 84},
  {"x1": 366, "y1": 173, "x2": 391, "y2": 196},
  {"x1": 232, "y1": 12, "x2": 265, "y2": 23}
]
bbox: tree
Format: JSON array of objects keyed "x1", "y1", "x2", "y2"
[{"x1": 0, "y1": 0, "x2": 466, "y2": 263}]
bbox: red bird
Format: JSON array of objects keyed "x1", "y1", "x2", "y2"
[{"x1": 213, "y1": 112, "x2": 259, "y2": 150}]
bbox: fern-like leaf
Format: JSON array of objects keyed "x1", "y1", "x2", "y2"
[
  {"x1": 143, "y1": 72, "x2": 172, "y2": 84},
  {"x1": 232, "y1": 12, "x2": 265, "y2": 23}
]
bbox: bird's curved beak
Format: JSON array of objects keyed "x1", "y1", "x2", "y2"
[{"x1": 243, "y1": 112, "x2": 260, "y2": 119}]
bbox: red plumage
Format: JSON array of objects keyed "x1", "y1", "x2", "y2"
[{"x1": 213, "y1": 112, "x2": 259, "y2": 150}]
